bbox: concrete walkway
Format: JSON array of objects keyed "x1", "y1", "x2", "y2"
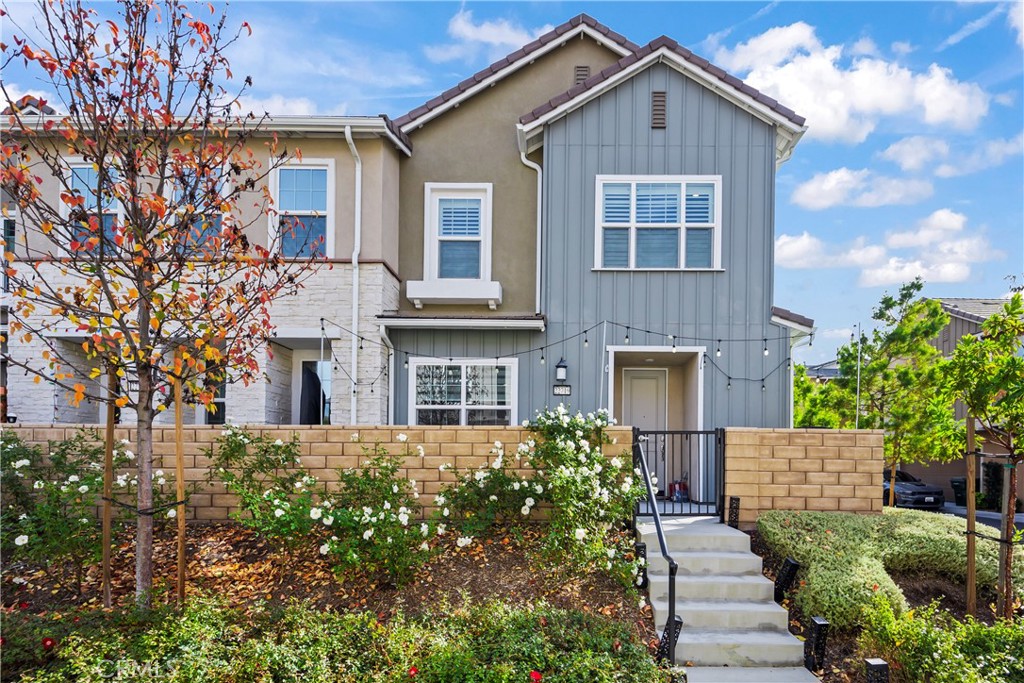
[{"x1": 941, "y1": 502, "x2": 1024, "y2": 531}]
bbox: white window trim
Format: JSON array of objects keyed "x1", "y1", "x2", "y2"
[
  {"x1": 61, "y1": 157, "x2": 126, "y2": 228},
  {"x1": 406, "y1": 183, "x2": 502, "y2": 309},
  {"x1": 407, "y1": 356, "x2": 518, "y2": 426},
  {"x1": 167, "y1": 162, "x2": 234, "y2": 253},
  {"x1": 268, "y1": 158, "x2": 335, "y2": 258},
  {"x1": 592, "y1": 175, "x2": 723, "y2": 271}
]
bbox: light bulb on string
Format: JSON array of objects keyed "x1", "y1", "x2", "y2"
[
  {"x1": 403, "y1": 355, "x2": 409, "y2": 369},
  {"x1": 715, "y1": 340, "x2": 722, "y2": 358},
  {"x1": 359, "y1": 338, "x2": 364, "y2": 351},
  {"x1": 624, "y1": 327, "x2": 630, "y2": 344},
  {"x1": 540, "y1": 351, "x2": 546, "y2": 365},
  {"x1": 669, "y1": 335, "x2": 676, "y2": 353},
  {"x1": 763, "y1": 338, "x2": 769, "y2": 357},
  {"x1": 583, "y1": 331, "x2": 589, "y2": 348},
  {"x1": 726, "y1": 377, "x2": 732, "y2": 390},
  {"x1": 761, "y1": 382, "x2": 766, "y2": 392}
]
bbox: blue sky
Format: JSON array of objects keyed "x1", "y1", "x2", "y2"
[{"x1": 4, "y1": 1, "x2": 1022, "y2": 364}]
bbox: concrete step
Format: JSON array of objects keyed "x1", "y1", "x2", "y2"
[
  {"x1": 674, "y1": 629, "x2": 805, "y2": 667},
  {"x1": 648, "y1": 550, "x2": 763, "y2": 577},
  {"x1": 637, "y1": 517, "x2": 751, "y2": 553},
  {"x1": 651, "y1": 599, "x2": 790, "y2": 631},
  {"x1": 686, "y1": 667, "x2": 820, "y2": 683},
  {"x1": 648, "y1": 573, "x2": 774, "y2": 602}
]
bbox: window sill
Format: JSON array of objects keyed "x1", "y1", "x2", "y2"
[
  {"x1": 590, "y1": 267, "x2": 725, "y2": 273},
  {"x1": 406, "y1": 279, "x2": 502, "y2": 310}
]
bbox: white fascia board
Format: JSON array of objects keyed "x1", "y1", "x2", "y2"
[
  {"x1": 381, "y1": 317, "x2": 546, "y2": 331},
  {"x1": 518, "y1": 48, "x2": 808, "y2": 162},
  {"x1": 399, "y1": 25, "x2": 634, "y2": 134},
  {"x1": 771, "y1": 315, "x2": 815, "y2": 336}
]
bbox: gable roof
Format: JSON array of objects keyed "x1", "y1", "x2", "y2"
[
  {"x1": 2, "y1": 95, "x2": 57, "y2": 116},
  {"x1": 938, "y1": 298, "x2": 1015, "y2": 325},
  {"x1": 517, "y1": 35, "x2": 807, "y2": 164},
  {"x1": 395, "y1": 14, "x2": 638, "y2": 133}
]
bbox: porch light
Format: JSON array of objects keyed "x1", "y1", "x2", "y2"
[
  {"x1": 763, "y1": 338, "x2": 769, "y2": 356},
  {"x1": 555, "y1": 358, "x2": 568, "y2": 382}
]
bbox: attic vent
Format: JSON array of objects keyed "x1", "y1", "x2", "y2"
[
  {"x1": 651, "y1": 91, "x2": 667, "y2": 128},
  {"x1": 574, "y1": 65, "x2": 590, "y2": 86}
]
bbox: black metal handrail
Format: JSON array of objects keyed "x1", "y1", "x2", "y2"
[{"x1": 632, "y1": 426, "x2": 680, "y2": 664}]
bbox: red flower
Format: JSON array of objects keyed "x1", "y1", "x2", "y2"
[
  {"x1": 18, "y1": 601, "x2": 29, "y2": 610},
  {"x1": 41, "y1": 637, "x2": 56, "y2": 651},
  {"x1": 408, "y1": 667, "x2": 418, "y2": 677},
  {"x1": 530, "y1": 671, "x2": 542, "y2": 682}
]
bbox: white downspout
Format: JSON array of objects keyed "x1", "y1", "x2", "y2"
[
  {"x1": 380, "y1": 324, "x2": 395, "y2": 425},
  {"x1": 519, "y1": 152, "x2": 543, "y2": 314},
  {"x1": 345, "y1": 126, "x2": 362, "y2": 425},
  {"x1": 789, "y1": 331, "x2": 814, "y2": 428}
]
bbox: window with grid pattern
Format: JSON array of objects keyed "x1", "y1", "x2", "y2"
[
  {"x1": 277, "y1": 167, "x2": 328, "y2": 258},
  {"x1": 411, "y1": 359, "x2": 516, "y2": 426}
]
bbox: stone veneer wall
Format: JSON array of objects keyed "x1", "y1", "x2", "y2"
[
  {"x1": 8, "y1": 425, "x2": 635, "y2": 521},
  {"x1": 723, "y1": 428, "x2": 885, "y2": 528}
]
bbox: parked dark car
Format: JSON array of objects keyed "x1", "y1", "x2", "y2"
[{"x1": 883, "y1": 469, "x2": 945, "y2": 510}]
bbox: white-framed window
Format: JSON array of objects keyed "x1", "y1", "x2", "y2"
[
  {"x1": 424, "y1": 183, "x2": 493, "y2": 281},
  {"x1": 195, "y1": 367, "x2": 227, "y2": 425},
  {"x1": 409, "y1": 357, "x2": 517, "y2": 426},
  {"x1": 3, "y1": 211, "x2": 16, "y2": 292},
  {"x1": 66, "y1": 163, "x2": 123, "y2": 246},
  {"x1": 171, "y1": 165, "x2": 231, "y2": 255},
  {"x1": 594, "y1": 175, "x2": 722, "y2": 270},
  {"x1": 271, "y1": 159, "x2": 334, "y2": 258}
]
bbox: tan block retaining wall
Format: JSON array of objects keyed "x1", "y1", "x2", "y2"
[
  {"x1": 724, "y1": 428, "x2": 885, "y2": 528},
  {"x1": 7, "y1": 425, "x2": 635, "y2": 521}
]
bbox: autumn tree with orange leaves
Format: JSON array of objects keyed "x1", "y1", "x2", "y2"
[{"x1": 1, "y1": 0, "x2": 323, "y2": 605}]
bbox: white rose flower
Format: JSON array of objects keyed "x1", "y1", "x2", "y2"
[
  {"x1": 68, "y1": 475, "x2": 80, "y2": 483},
  {"x1": 437, "y1": 523, "x2": 447, "y2": 535},
  {"x1": 397, "y1": 433, "x2": 408, "y2": 443},
  {"x1": 398, "y1": 512, "x2": 409, "y2": 526},
  {"x1": 392, "y1": 484, "x2": 399, "y2": 494},
  {"x1": 435, "y1": 494, "x2": 446, "y2": 506},
  {"x1": 274, "y1": 439, "x2": 284, "y2": 446},
  {"x1": 13, "y1": 459, "x2": 29, "y2": 469},
  {"x1": 319, "y1": 543, "x2": 331, "y2": 555},
  {"x1": 611, "y1": 457, "x2": 622, "y2": 469},
  {"x1": 521, "y1": 419, "x2": 529, "y2": 427},
  {"x1": 488, "y1": 495, "x2": 498, "y2": 502},
  {"x1": 421, "y1": 523, "x2": 430, "y2": 537},
  {"x1": 363, "y1": 529, "x2": 374, "y2": 540},
  {"x1": 574, "y1": 528, "x2": 587, "y2": 541},
  {"x1": 456, "y1": 536, "x2": 473, "y2": 548},
  {"x1": 310, "y1": 508, "x2": 322, "y2": 520},
  {"x1": 157, "y1": 478, "x2": 166, "y2": 486},
  {"x1": 125, "y1": 450, "x2": 135, "y2": 460},
  {"x1": 33, "y1": 481, "x2": 44, "y2": 490},
  {"x1": 525, "y1": 497, "x2": 535, "y2": 507},
  {"x1": 442, "y1": 507, "x2": 449, "y2": 517},
  {"x1": 606, "y1": 548, "x2": 616, "y2": 558},
  {"x1": 167, "y1": 509, "x2": 177, "y2": 518},
  {"x1": 14, "y1": 535, "x2": 28, "y2": 546},
  {"x1": 383, "y1": 501, "x2": 391, "y2": 510},
  {"x1": 512, "y1": 482, "x2": 521, "y2": 491},
  {"x1": 323, "y1": 515, "x2": 334, "y2": 526},
  {"x1": 274, "y1": 508, "x2": 285, "y2": 518},
  {"x1": 417, "y1": 445, "x2": 425, "y2": 457},
  {"x1": 521, "y1": 506, "x2": 530, "y2": 516},
  {"x1": 78, "y1": 485, "x2": 89, "y2": 493},
  {"x1": 350, "y1": 432, "x2": 360, "y2": 442},
  {"x1": 534, "y1": 484, "x2": 543, "y2": 494}
]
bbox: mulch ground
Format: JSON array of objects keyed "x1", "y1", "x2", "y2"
[{"x1": 1, "y1": 522, "x2": 657, "y2": 648}]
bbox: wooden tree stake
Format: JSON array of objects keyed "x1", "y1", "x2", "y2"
[
  {"x1": 102, "y1": 366, "x2": 116, "y2": 608},
  {"x1": 966, "y1": 416, "x2": 977, "y2": 616},
  {"x1": 174, "y1": 357, "x2": 186, "y2": 606}
]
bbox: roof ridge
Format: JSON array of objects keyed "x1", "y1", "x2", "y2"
[
  {"x1": 393, "y1": 13, "x2": 639, "y2": 130},
  {"x1": 518, "y1": 35, "x2": 805, "y2": 128}
]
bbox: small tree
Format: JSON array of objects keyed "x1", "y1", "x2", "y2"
[
  {"x1": 1, "y1": 0, "x2": 322, "y2": 605},
  {"x1": 793, "y1": 364, "x2": 854, "y2": 429},
  {"x1": 836, "y1": 279, "x2": 953, "y2": 502},
  {"x1": 939, "y1": 293, "x2": 1024, "y2": 619}
]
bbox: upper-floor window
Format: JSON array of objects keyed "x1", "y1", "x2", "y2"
[
  {"x1": 595, "y1": 176, "x2": 722, "y2": 271},
  {"x1": 273, "y1": 160, "x2": 333, "y2": 258},
  {"x1": 69, "y1": 165, "x2": 121, "y2": 246},
  {"x1": 172, "y1": 167, "x2": 227, "y2": 255},
  {"x1": 425, "y1": 183, "x2": 492, "y2": 281},
  {"x1": 2, "y1": 213, "x2": 15, "y2": 291}
]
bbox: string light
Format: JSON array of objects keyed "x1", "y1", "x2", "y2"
[
  {"x1": 726, "y1": 378, "x2": 732, "y2": 390},
  {"x1": 761, "y1": 382, "x2": 766, "y2": 392},
  {"x1": 669, "y1": 335, "x2": 676, "y2": 353},
  {"x1": 540, "y1": 352, "x2": 546, "y2": 365},
  {"x1": 763, "y1": 338, "x2": 769, "y2": 357},
  {"x1": 624, "y1": 327, "x2": 630, "y2": 344},
  {"x1": 583, "y1": 331, "x2": 589, "y2": 348},
  {"x1": 403, "y1": 354, "x2": 409, "y2": 369},
  {"x1": 715, "y1": 340, "x2": 722, "y2": 358},
  {"x1": 359, "y1": 338, "x2": 364, "y2": 351}
]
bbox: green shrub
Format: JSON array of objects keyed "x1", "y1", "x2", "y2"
[
  {"x1": 859, "y1": 596, "x2": 1024, "y2": 683},
  {"x1": 756, "y1": 508, "x2": 1024, "y2": 630},
  {"x1": 1, "y1": 599, "x2": 667, "y2": 683},
  {"x1": 1, "y1": 430, "x2": 174, "y2": 594}
]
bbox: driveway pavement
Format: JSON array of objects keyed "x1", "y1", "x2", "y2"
[{"x1": 940, "y1": 502, "x2": 1024, "y2": 532}]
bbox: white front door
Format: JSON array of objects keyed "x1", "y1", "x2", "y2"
[{"x1": 622, "y1": 369, "x2": 667, "y2": 431}]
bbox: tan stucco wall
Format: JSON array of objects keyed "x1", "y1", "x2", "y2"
[
  {"x1": 724, "y1": 428, "x2": 886, "y2": 527},
  {"x1": 5, "y1": 134, "x2": 401, "y2": 273},
  {"x1": 397, "y1": 38, "x2": 622, "y2": 315},
  {"x1": 9, "y1": 424, "x2": 634, "y2": 521}
]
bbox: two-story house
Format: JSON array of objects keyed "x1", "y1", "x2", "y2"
[{"x1": 2, "y1": 15, "x2": 813, "y2": 434}]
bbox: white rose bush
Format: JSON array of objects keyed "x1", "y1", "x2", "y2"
[{"x1": 0, "y1": 430, "x2": 176, "y2": 594}]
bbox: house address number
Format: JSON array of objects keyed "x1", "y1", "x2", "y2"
[{"x1": 552, "y1": 384, "x2": 571, "y2": 396}]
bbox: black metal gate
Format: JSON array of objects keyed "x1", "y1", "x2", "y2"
[{"x1": 635, "y1": 429, "x2": 725, "y2": 516}]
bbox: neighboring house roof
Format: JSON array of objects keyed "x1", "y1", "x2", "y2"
[
  {"x1": 395, "y1": 14, "x2": 641, "y2": 133},
  {"x1": 2, "y1": 95, "x2": 57, "y2": 116},
  {"x1": 516, "y1": 35, "x2": 807, "y2": 163},
  {"x1": 805, "y1": 359, "x2": 841, "y2": 380},
  {"x1": 771, "y1": 305, "x2": 815, "y2": 333},
  {"x1": 938, "y1": 298, "x2": 1014, "y2": 325}
]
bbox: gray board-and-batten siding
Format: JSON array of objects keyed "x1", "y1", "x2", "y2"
[{"x1": 390, "y1": 62, "x2": 793, "y2": 427}]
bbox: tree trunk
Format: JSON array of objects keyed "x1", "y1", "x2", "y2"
[
  {"x1": 888, "y1": 461, "x2": 897, "y2": 507},
  {"x1": 135, "y1": 374, "x2": 155, "y2": 607},
  {"x1": 1001, "y1": 457, "x2": 1019, "y2": 620}
]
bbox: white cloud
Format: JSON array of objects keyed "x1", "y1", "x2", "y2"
[
  {"x1": 937, "y1": 5, "x2": 1005, "y2": 50},
  {"x1": 714, "y1": 23, "x2": 990, "y2": 143},
  {"x1": 1010, "y1": 1, "x2": 1024, "y2": 47},
  {"x1": 237, "y1": 94, "x2": 319, "y2": 116},
  {"x1": 778, "y1": 209, "x2": 1002, "y2": 286},
  {"x1": 791, "y1": 168, "x2": 933, "y2": 210},
  {"x1": 891, "y1": 41, "x2": 915, "y2": 56},
  {"x1": 775, "y1": 232, "x2": 886, "y2": 268},
  {"x1": 994, "y1": 91, "x2": 1016, "y2": 106},
  {"x1": 886, "y1": 209, "x2": 967, "y2": 248},
  {"x1": 879, "y1": 136, "x2": 950, "y2": 171},
  {"x1": 850, "y1": 37, "x2": 879, "y2": 57},
  {"x1": 1, "y1": 83, "x2": 61, "y2": 113},
  {"x1": 425, "y1": 9, "x2": 553, "y2": 64},
  {"x1": 820, "y1": 327, "x2": 855, "y2": 339},
  {"x1": 935, "y1": 132, "x2": 1024, "y2": 177}
]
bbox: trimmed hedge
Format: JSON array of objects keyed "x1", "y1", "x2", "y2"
[{"x1": 757, "y1": 508, "x2": 1024, "y2": 629}]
